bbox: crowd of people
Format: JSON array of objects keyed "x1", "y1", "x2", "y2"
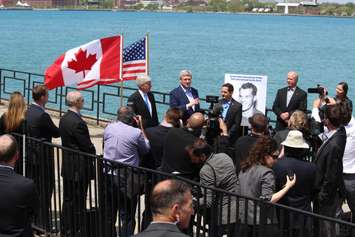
[{"x1": 0, "y1": 69, "x2": 354, "y2": 237}]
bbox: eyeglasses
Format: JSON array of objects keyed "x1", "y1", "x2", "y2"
[{"x1": 271, "y1": 154, "x2": 279, "y2": 160}]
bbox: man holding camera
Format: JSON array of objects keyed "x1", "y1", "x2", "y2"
[
  {"x1": 213, "y1": 83, "x2": 242, "y2": 144},
  {"x1": 272, "y1": 71, "x2": 307, "y2": 131},
  {"x1": 103, "y1": 106, "x2": 150, "y2": 237}
]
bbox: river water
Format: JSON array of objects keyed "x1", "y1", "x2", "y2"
[{"x1": 0, "y1": 10, "x2": 354, "y2": 115}]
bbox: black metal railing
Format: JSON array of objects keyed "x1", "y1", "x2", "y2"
[
  {"x1": 0, "y1": 68, "x2": 275, "y2": 125},
  {"x1": 11, "y1": 133, "x2": 355, "y2": 237}
]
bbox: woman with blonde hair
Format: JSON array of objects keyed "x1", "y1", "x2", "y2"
[{"x1": 0, "y1": 91, "x2": 27, "y2": 135}]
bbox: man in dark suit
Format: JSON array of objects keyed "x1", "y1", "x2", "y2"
[
  {"x1": 213, "y1": 83, "x2": 242, "y2": 144},
  {"x1": 170, "y1": 70, "x2": 200, "y2": 124},
  {"x1": 133, "y1": 179, "x2": 193, "y2": 237},
  {"x1": 127, "y1": 75, "x2": 159, "y2": 129},
  {"x1": 160, "y1": 112, "x2": 205, "y2": 180},
  {"x1": 234, "y1": 113, "x2": 268, "y2": 173},
  {"x1": 272, "y1": 71, "x2": 307, "y2": 131},
  {"x1": 273, "y1": 130, "x2": 316, "y2": 237},
  {"x1": 0, "y1": 134, "x2": 39, "y2": 237},
  {"x1": 26, "y1": 84, "x2": 59, "y2": 231},
  {"x1": 59, "y1": 91, "x2": 96, "y2": 237},
  {"x1": 145, "y1": 107, "x2": 182, "y2": 169},
  {"x1": 141, "y1": 108, "x2": 182, "y2": 229},
  {"x1": 313, "y1": 104, "x2": 347, "y2": 237}
]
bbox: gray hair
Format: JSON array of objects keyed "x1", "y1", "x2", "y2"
[
  {"x1": 117, "y1": 106, "x2": 135, "y2": 125},
  {"x1": 179, "y1": 70, "x2": 192, "y2": 79},
  {"x1": 136, "y1": 75, "x2": 151, "y2": 87},
  {"x1": 66, "y1": 91, "x2": 82, "y2": 107}
]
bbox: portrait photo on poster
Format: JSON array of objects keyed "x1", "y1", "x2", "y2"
[{"x1": 224, "y1": 74, "x2": 267, "y2": 126}]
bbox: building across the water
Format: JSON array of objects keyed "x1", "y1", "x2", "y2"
[{"x1": 276, "y1": 1, "x2": 320, "y2": 15}]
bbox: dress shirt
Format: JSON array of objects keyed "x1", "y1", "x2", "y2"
[
  {"x1": 286, "y1": 87, "x2": 295, "y2": 107},
  {"x1": 344, "y1": 117, "x2": 355, "y2": 174},
  {"x1": 222, "y1": 100, "x2": 231, "y2": 119},
  {"x1": 181, "y1": 85, "x2": 195, "y2": 111},
  {"x1": 103, "y1": 121, "x2": 150, "y2": 167},
  {"x1": 138, "y1": 89, "x2": 152, "y2": 116}
]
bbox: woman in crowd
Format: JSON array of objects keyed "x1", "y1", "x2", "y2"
[
  {"x1": 0, "y1": 91, "x2": 27, "y2": 135},
  {"x1": 273, "y1": 110, "x2": 310, "y2": 149},
  {"x1": 335, "y1": 82, "x2": 352, "y2": 111},
  {"x1": 187, "y1": 138, "x2": 238, "y2": 236},
  {"x1": 0, "y1": 91, "x2": 27, "y2": 174},
  {"x1": 237, "y1": 136, "x2": 296, "y2": 236}
]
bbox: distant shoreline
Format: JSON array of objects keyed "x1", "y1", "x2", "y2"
[{"x1": 1, "y1": 7, "x2": 355, "y2": 19}]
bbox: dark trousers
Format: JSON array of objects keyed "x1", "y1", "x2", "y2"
[
  {"x1": 26, "y1": 155, "x2": 54, "y2": 231},
  {"x1": 103, "y1": 174, "x2": 138, "y2": 237},
  {"x1": 314, "y1": 192, "x2": 342, "y2": 237},
  {"x1": 61, "y1": 178, "x2": 89, "y2": 237}
]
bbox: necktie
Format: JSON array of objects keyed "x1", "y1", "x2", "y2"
[{"x1": 144, "y1": 94, "x2": 151, "y2": 114}]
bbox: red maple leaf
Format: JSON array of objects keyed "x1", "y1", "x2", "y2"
[{"x1": 67, "y1": 48, "x2": 97, "y2": 78}]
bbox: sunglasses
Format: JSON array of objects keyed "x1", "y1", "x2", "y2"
[{"x1": 271, "y1": 154, "x2": 279, "y2": 160}]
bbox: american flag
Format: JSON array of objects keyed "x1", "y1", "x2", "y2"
[{"x1": 122, "y1": 37, "x2": 147, "y2": 81}]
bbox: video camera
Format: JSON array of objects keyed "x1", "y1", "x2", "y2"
[
  {"x1": 308, "y1": 84, "x2": 328, "y2": 97},
  {"x1": 203, "y1": 95, "x2": 222, "y2": 144}
]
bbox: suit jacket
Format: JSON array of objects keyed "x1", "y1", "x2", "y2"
[
  {"x1": 26, "y1": 104, "x2": 60, "y2": 142},
  {"x1": 314, "y1": 127, "x2": 347, "y2": 205},
  {"x1": 134, "y1": 222, "x2": 189, "y2": 237},
  {"x1": 199, "y1": 153, "x2": 238, "y2": 225},
  {"x1": 169, "y1": 86, "x2": 200, "y2": 122},
  {"x1": 127, "y1": 90, "x2": 159, "y2": 129},
  {"x1": 213, "y1": 98, "x2": 242, "y2": 144},
  {"x1": 272, "y1": 86, "x2": 307, "y2": 130},
  {"x1": 160, "y1": 127, "x2": 200, "y2": 180},
  {"x1": 59, "y1": 110, "x2": 96, "y2": 181},
  {"x1": 273, "y1": 156, "x2": 317, "y2": 211},
  {"x1": 0, "y1": 166, "x2": 39, "y2": 237},
  {"x1": 145, "y1": 125, "x2": 172, "y2": 168}
]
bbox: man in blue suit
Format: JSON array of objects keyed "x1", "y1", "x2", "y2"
[{"x1": 169, "y1": 70, "x2": 200, "y2": 123}]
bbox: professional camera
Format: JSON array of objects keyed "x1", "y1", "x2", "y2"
[
  {"x1": 203, "y1": 95, "x2": 222, "y2": 144},
  {"x1": 308, "y1": 85, "x2": 328, "y2": 97}
]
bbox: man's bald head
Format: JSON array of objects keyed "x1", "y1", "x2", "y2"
[
  {"x1": 187, "y1": 112, "x2": 205, "y2": 129},
  {"x1": 150, "y1": 179, "x2": 191, "y2": 216},
  {"x1": 0, "y1": 135, "x2": 18, "y2": 164}
]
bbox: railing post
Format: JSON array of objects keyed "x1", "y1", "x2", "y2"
[
  {"x1": 97, "y1": 85, "x2": 100, "y2": 125},
  {"x1": 27, "y1": 72, "x2": 31, "y2": 105},
  {"x1": 60, "y1": 87, "x2": 63, "y2": 118},
  {"x1": 0, "y1": 69, "x2": 2, "y2": 104}
]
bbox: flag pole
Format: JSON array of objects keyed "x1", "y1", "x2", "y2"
[
  {"x1": 120, "y1": 33, "x2": 124, "y2": 107},
  {"x1": 146, "y1": 33, "x2": 149, "y2": 76}
]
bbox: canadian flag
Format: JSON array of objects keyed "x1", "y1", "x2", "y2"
[{"x1": 45, "y1": 35, "x2": 123, "y2": 90}]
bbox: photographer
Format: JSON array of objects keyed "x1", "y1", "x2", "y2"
[
  {"x1": 187, "y1": 138, "x2": 238, "y2": 236},
  {"x1": 313, "y1": 103, "x2": 347, "y2": 237},
  {"x1": 103, "y1": 106, "x2": 150, "y2": 237}
]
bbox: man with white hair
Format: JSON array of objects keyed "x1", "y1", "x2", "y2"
[
  {"x1": 170, "y1": 70, "x2": 200, "y2": 123},
  {"x1": 272, "y1": 71, "x2": 307, "y2": 131},
  {"x1": 127, "y1": 75, "x2": 158, "y2": 128},
  {"x1": 59, "y1": 91, "x2": 96, "y2": 237}
]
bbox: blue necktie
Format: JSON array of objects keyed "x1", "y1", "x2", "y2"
[{"x1": 144, "y1": 94, "x2": 151, "y2": 114}]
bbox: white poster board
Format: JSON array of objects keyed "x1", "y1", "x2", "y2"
[{"x1": 225, "y1": 74, "x2": 268, "y2": 126}]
